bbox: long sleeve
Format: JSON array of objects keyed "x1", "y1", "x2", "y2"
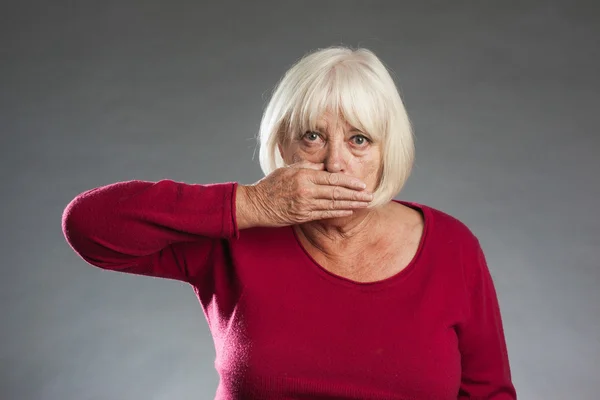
[
  {"x1": 456, "y1": 241, "x2": 517, "y2": 399},
  {"x1": 62, "y1": 179, "x2": 239, "y2": 283}
]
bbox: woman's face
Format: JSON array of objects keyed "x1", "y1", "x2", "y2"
[{"x1": 280, "y1": 111, "x2": 382, "y2": 192}]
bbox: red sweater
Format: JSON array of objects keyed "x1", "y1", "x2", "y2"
[{"x1": 62, "y1": 179, "x2": 516, "y2": 400}]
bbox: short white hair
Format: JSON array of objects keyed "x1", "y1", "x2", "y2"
[{"x1": 258, "y1": 46, "x2": 415, "y2": 208}]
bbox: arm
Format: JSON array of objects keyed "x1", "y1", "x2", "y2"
[
  {"x1": 62, "y1": 179, "x2": 240, "y2": 283},
  {"x1": 457, "y1": 241, "x2": 517, "y2": 399}
]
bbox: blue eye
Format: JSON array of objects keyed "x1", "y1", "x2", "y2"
[
  {"x1": 304, "y1": 131, "x2": 320, "y2": 141},
  {"x1": 352, "y1": 135, "x2": 370, "y2": 146}
]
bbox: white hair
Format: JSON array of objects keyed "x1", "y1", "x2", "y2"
[{"x1": 258, "y1": 46, "x2": 415, "y2": 208}]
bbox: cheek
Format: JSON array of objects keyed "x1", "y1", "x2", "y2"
[
  {"x1": 289, "y1": 146, "x2": 322, "y2": 163},
  {"x1": 291, "y1": 153, "x2": 304, "y2": 163},
  {"x1": 284, "y1": 148, "x2": 311, "y2": 164},
  {"x1": 350, "y1": 152, "x2": 381, "y2": 178}
]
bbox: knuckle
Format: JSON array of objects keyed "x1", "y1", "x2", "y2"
[
  {"x1": 299, "y1": 170, "x2": 314, "y2": 185},
  {"x1": 332, "y1": 186, "x2": 341, "y2": 200},
  {"x1": 292, "y1": 207, "x2": 310, "y2": 221},
  {"x1": 291, "y1": 168, "x2": 303, "y2": 178},
  {"x1": 297, "y1": 168, "x2": 308, "y2": 177},
  {"x1": 297, "y1": 186, "x2": 311, "y2": 198},
  {"x1": 329, "y1": 173, "x2": 339, "y2": 185},
  {"x1": 290, "y1": 176, "x2": 302, "y2": 190}
]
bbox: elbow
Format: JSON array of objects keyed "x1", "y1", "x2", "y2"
[
  {"x1": 62, "y1": 197, "x2": 79, "y2": 247},
  {"x1": 61, "y1": 193, "x2": 107, "y2": 268},
  {"x1": 61, "y1": 194, "x2": 87, "y2": 251},
  {"x1": 61, "y1": 191, "x2": 141, "y2": 272}
]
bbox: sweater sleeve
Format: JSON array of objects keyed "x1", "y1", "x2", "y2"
[
  {"x1": 62, "y1": 179, "x2": 239, "y2": 283},
  {"x1": 457, "y1": 241, "x2": 517, "y2": 399}
]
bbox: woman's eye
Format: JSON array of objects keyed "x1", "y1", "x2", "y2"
[
  {"x1": 303, "y1": 131, "x2": 320, "y2": 141},
  {"x1": 352, "y1": 135, "x2": 370, "y2": 146}
]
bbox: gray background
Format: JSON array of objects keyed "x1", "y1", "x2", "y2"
[{"x1": 2, "y1": 1, "x2": 599, "y2": 399}]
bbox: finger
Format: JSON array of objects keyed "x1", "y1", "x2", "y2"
[
  {"x1": 311, "y1": 199, "x2": 371, "y2": 211},
  {"x1": 311, "y1": 185, "x2": 374, "y2": 202},
  {"x1": 311, "y1": 210, "x2": 354, "y2": 220},
  {"x1": 311, "y1": 171, "x2": 367, "y2": 190}
]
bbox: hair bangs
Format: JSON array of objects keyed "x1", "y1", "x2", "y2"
[
  {"x1": 331, "y1": 64, "x2": 389, "y2": 141},
  {"x1": 284, "y1": 63, "x2": 388, "y2": 142},
  {"x1": 284, "y1": 71, "x2": 334, "y2": 140}
]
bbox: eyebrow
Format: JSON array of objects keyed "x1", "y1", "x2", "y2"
[{"x1": 315, "y1": 125, "x2": 363, "y2": 133}]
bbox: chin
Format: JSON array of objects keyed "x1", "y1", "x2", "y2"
[{"x1": 322, "y1": 209, "x2": 367, "y2": 224}]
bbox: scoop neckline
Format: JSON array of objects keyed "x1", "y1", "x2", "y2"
[{"x1": 289, "y1": 199, "x2": 431, "y2": 291}]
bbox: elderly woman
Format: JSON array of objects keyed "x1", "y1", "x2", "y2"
[{"x1": 62, "y1": 46, "x2": 517, "y2": 399}]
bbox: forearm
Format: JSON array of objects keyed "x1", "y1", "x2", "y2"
[{"x1": 62, "y1": 179, "x2": 238, "y2": 268}]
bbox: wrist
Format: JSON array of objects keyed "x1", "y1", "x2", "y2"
[{"x1": 236, "y1": 184, "x2": 259, "y2": 230}]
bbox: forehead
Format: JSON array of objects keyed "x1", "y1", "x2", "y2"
[{"x1": 315, "y1": 111, "x2": 356, "y2": 131}]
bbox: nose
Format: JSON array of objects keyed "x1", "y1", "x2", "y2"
[{"x1": 324, "y1": 139, "x2": 346, "y2": 173}]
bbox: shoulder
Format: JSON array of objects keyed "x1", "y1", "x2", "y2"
[
  {"x1": 394, "y1": 199, "x2": 486, "y2": 284},
  {"x1": 395, "y1": 199, "x2": 480, "y2": 248},
  {"x1": 414, "y1": 202, "x2": 494, "y2": 287},
  {"x1": 399, "y1": 202, "x2": 497, "y2": 299}
]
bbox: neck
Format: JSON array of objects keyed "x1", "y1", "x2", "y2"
[{"x1": 295, "y1": 207, "x2": 385, "y2": 257}]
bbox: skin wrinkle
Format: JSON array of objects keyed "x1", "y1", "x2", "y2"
[{"x1": 278, "y1": 111, "x2": 419, "y2": 281}]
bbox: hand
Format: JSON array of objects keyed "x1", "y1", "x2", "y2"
[{"x1": 237, "y1": 161, "x2": 373, "y2": 229}]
